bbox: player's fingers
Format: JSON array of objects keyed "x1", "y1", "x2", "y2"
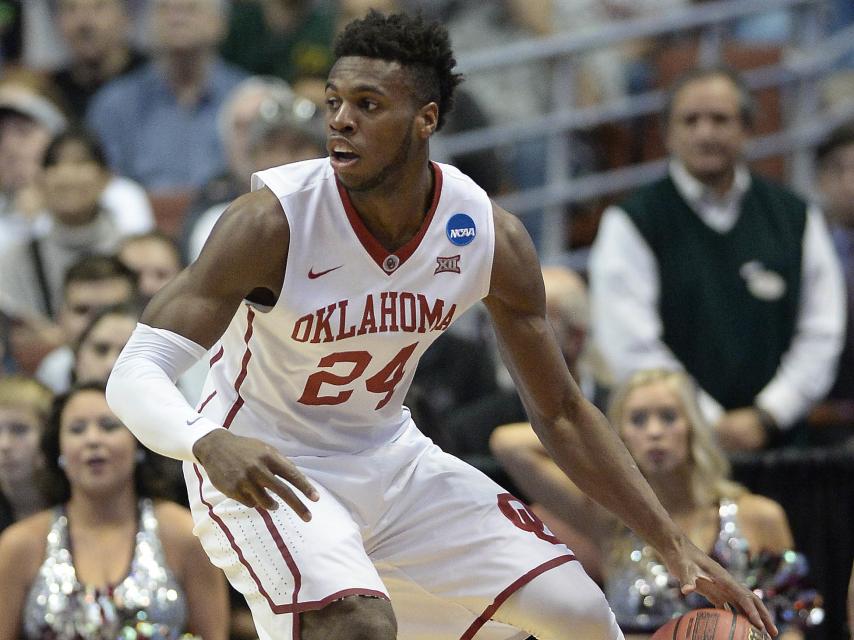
[
  {"x1": 737, "y1": 591, "x2": 777, "y2": 637},
  {"x1": 260, "y1": 473, "x2": 313, "y2": 522},
  {"x1": 267, "y1": 455, "x2": 320, "y2": 502},
  {"x1": 242, "y1": 470, "x2": 281, "y2": 511}
]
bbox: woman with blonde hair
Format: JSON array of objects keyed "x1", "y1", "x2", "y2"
[{"x1": 491, "y1": 368, "x2": 817, "y2": 638}]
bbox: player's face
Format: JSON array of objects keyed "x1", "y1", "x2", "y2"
[
  {"x1": 619, "y1": 381, "x2": 690, "y2": 477},
  {"x1": 666, "y1": 75, "x2": 747, "y2": 187},
  {"x1": 325, "y1": 56, "x2": 426, "y2": 192},
  {"x1": 58, "y1": 390, "x2": 137, "y2": 496}
]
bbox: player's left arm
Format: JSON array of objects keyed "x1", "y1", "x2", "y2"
[{"x1": 483, "y1": 203, "x2": 777, "y2": 636}]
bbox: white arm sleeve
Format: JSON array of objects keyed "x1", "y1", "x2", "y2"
[{"x1": 106, "y1": 323, "x2": 223, "y2": 462}]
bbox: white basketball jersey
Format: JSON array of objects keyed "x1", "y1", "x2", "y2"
[{"x1": 198, "y1": 158, "x2": 495, "y2": 455}]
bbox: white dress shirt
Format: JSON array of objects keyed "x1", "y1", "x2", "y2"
[{"x1": 589, "y1": 161, "x2": 846, "y2": 428}]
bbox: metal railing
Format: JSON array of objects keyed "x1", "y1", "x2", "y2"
[{"x1": 438, "y1": 0, "x2": 854, "y2": 259}]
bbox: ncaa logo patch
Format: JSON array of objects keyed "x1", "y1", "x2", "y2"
[{"x1": 446, "y1": 213, "x2": 476, "y2": 246}]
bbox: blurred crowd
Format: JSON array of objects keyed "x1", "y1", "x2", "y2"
[{"x1": 0, "y1": 1, "x2": 852, "y2": 639}]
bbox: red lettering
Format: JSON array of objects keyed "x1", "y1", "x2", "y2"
[
  {"x1": 311, "y1": 303, "x2": 337, "y2": 344},
  {"x1": 398, "y1": 292, "x2": 417, "y2": 332},
  {"x1": 336, "y1": 300, "x2": 356, "y2": 340},
  {"x1": 291, "y1": 314, "x2": 313, "y2": 342},
  {"x1": 418, "y1": 295, "x2": 444, "y2": 332},
  {"x1": 357, "y1": 295, "x2": 378, "y2": 335},
  {"x1": 379, "y1": 292, "x2": 398, "y2": 332},
  {"x1": 435, "y1": 303, "x2": 456, "y2": 331}
]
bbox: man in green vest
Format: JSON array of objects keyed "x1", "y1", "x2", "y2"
[{"x1": 590, "y1": 66, "x2": 845, "y2": 451}]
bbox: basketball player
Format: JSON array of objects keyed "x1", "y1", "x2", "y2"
[{"x1": 107, "y1": 11, "x2": 775, "y2": 640}]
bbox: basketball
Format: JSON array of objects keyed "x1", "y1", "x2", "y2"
[{"x1": 650, "y1": 608, "x2": 769, "y2": 640}]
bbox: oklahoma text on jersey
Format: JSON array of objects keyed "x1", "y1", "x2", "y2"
[{"x1": 291, "y1": 292, "x2": 456, "y2": 344}]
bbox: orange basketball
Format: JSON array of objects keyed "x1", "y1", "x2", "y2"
[{"x1": 650, "y1": 608, "x2": 769, "y2": 640}]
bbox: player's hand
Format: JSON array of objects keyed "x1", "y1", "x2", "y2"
[
  {"x1": 662, "y1": 535, "x2": 778, "y2": 637},
  {"x1": 192, "y1": 428, "x2": 319, "y2": 520},
  {"x1": 716, "y1": 408, "x2": 767, "y2": 451}
]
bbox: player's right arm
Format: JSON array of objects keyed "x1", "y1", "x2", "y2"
[{"x1": 107, "y1": 188, "x2": 319, "y2": 520}]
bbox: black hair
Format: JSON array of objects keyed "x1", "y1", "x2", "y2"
[
  {"x1": 663, "y1": 65, "x2": 756, "y2": 128},
  {"x1": 816, "y1": 122, "x2": 854, "y2": 167},
  {"x1": 43, "y1": 126, "x2": 108, "y2": 169},
  {"x1": 333, "y1": 10, "x2": 463, "y2": 131},
  {"x1": 39, "y1": 383, "x2": 176, "y2": 505},
  {"x1": 62, "y1": 254, "x2": 138, "y2": 293}
]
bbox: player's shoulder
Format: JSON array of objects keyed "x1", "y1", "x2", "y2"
[
  {"x1": 251, "y1": 158, "x2": 333, "y2": 200},
  {"x1": 217, "y1": 187, "x2": 289, "y2": 241}
]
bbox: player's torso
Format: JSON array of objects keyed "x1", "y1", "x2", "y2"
[{"x1": 201, "y1": 159, "x2": 495, "y2": 455}]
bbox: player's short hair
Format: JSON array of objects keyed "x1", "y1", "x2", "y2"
[
  {"x1": 816, "y1": 122, "x2": 854, "y2": 168},
  {"x1": 663, "y1": 65, "x2": 756, "y2": 128},
  {"x1": 333, "y1": 10, "x2": 463, "y2": 131}
]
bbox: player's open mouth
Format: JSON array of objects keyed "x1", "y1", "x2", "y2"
[{"x1": 331, "y1": 150, "x2": 360, "y2": 167}]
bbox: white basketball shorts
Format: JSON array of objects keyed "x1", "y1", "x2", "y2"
[{"x1": 185, "y1": 423, "x2": 584, "y2": 640}]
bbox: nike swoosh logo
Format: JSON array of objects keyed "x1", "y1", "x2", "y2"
[
  {"x1": 186, "y1": 415, "x2": 202, "y2": 426},
  {"x1": 308, "y1": 265, "x2": 343, "y2": 279}
]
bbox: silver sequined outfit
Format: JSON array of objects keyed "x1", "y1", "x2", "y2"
[
  {"x1": 605, "y1": 498, "x2": 750, "y2": 632},
  {"x1": 22, "y1": 498, "x2": 188, "y2": 640}
]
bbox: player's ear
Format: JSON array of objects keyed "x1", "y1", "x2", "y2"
[{"x1": 416, "y1": 102, "x2": 439, "y2": 139}]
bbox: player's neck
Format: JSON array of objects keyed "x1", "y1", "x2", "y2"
[{"x1": 347, "y1": 160, "x2": 435, "y2": 253}]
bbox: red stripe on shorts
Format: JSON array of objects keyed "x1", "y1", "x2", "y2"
[
  {"x1": 209, "y1": 345, "x2": 224, "y2": 366},
  {"x1": 223, "y1": 307, "x2": 255, "y2": 429},
  {"x1": 458, "y1": 554, "x2": 576, "y2": 640},
  {"x1": 192, "y1": 464, "x2": 389, "y2": 620}
]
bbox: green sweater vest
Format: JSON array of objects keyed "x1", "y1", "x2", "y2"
[{"x1": 621, "y1": 174, "x2": 807, "y2": 409}]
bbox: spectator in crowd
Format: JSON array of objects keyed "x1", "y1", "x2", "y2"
[
  {"x1": 0, "y1": 86, "x2": 153, "y2": 252},
  {"x1": 0, "y1": 129, "x2": 127, "y2": 323},
  {"x1": 812, "y1": 123, "x2": 854, "y2": 443},
  {"x1": 491, "y1": 369, "x2": 816, "y2": 638},
  {"x1": 86, "y1": 0, "x2": 246, "y2": 195},
  {"x1": 590, "y1": 66, "x2": 846, "y2": 451},
  {"x1": 35, "y1": 255, "x2": 138, "y2": 394},
  {"x1": 51, "y1": 0, "x2": 147, "y2": 123},
  {"x1": 0, "y1": 85, "x2": 66, "y2": 255},
  {"x1": 0, "y1": 383, "x2": 229, "y2": 639},
  {"x1": 118, "y1": 231, "x2": 183, "y2": 305},
  {"x1": 72, "y1": 304, "x2": 140, "y2": 386},
  {"x1": 179, "y1": 75, "x2": 318, "y2": 260},
  {"x1": 220, "y1": 0, "x2": 336, "y2": 96},
  {"x1": 184, "y1": 77, "x2": 324, "y2": 262},
  {"x1": 0, "y1": 376, "x2": 52, "y2": 534}
]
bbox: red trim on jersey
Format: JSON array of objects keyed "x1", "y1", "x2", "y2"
[
  {"x1": 191, "y1": 464, "x2": 388, "y2": 618},
  {"x1": 458, "y1": 554, "x2": 576, "y2": 640},
  {"x1": 209, "y1": 345, "x2": 224, "y2": 366},
  {"x1": 336, "y1": 162, "x2": 443, "y2": 274},
  {"x1": 222, "y1": 307, "x2": 255, "y2": 429}
]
